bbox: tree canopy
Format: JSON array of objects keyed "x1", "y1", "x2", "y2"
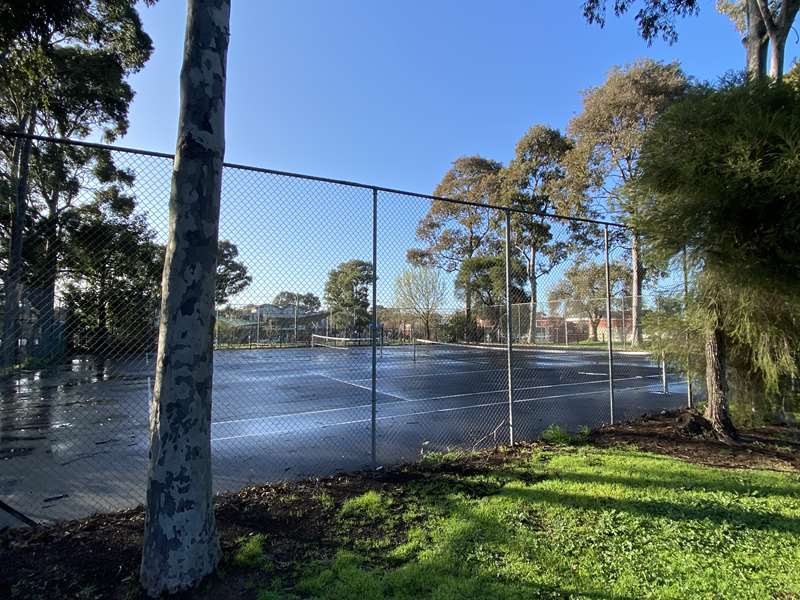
[{"x1": 324, "y1": 259, "x2": 373, "y2": 332}]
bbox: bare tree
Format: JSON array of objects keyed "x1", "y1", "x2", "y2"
[
  {"x1": 394, "y1": 266, "x2": 447, "y2": 339},
  {"x1": 140, "y1": 0, "x2": 230, "y2": 595}
]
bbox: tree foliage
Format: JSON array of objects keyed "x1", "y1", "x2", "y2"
[
  {"x1": 394, "y1": 266, "x2": 447, "y2": 339},
  {"x1": 272, "y1": 291, "x2": 321, "y2": 313},
  {"x1": 324, "y1": 259, "x2": 373, "y2": 332},
  {"x1": 409, "y1": 156, "x2": 502, "y2": 272},
  {"x1": 638, "y1": 79, "x2": 800, "y2": 395},
  {"x1": 582, "y1": 0, "x2": 700, "y2": 44},
  {"x1": 215, "y1": 240, "x2": 251, "y2": 305},
  {"x1": 548, "y1": 260, "x2": 629, "y2": 341}
]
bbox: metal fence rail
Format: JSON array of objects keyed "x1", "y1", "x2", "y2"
[{"x1": 0, "y1": 132, "x2": 692, "y2": 524}]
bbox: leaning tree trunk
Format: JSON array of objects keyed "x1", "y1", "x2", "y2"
[
  {"x1": 630, "y1": 232, "x2": 642, "y2": 347},
  {"x1": 2, "y1": 112, "x2": 36, "y2": 370},
  {"x1": 140, "y1": 0, "x2": 230, "y2": 596},
  {"x1": 704, "y1": 323, "x2": 736, "y2": 441}
]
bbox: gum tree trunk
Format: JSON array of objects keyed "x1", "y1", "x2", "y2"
[
  {"x1": 140, "y1": 0, "x2": 230, "y2": 596},
  {"x1": 745, "y1": 0, "x2": 768, "y2": 79},
  {"x1": 2, "y1": 112, "x2": 36, "y2": 370},
  {"x1": 755, "y1": 0, "x2": 800, "y2": 81},
  {"x1": 703, "y1": 322, "x2": 736, "y2": 441}
]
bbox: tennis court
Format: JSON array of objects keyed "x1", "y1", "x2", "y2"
[{"x1": 0, "y1": 341, "x2": 686, "y2": 524}]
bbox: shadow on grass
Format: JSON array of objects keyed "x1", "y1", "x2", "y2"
[{"x1": 501, "y1": 483, "x2": 800, "y2": 534}]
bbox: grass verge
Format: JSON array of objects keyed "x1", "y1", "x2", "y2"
[{"x1": 2, "y1": 420, "x2": 799, "y2": 599}]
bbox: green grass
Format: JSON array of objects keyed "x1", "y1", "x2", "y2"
[
  {"x1": 255, "y1": 447, "x2": 800, "y2": 599},
  {"x1": 339, "y1": 490, "x2": 392, "y2": 521},
  {"x1": 234, "y1": 534, "x2": 270, "y2": 569}
]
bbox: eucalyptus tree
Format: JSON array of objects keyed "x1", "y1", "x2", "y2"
[
  {"x1": 323, "y1": 259, "x2": 373, "y2": 332},
  {"x1": 548, "y1": 261, "x2": 629, "y2": 342},
  {"x1": 581, "y1": 0, "x2": 800, "y2": 80},
  {"x1": 140, "y1": 0, "x2": 230, "y2": 595},
  {"x1": 566, "y1": 59, "x2": 687, "y2": 346},
  {"x1": 455, "y1": 253, "x2": 528, "y2": 338},
  {"x1": 408, "y1": 156, "x2": 502, "y2": 319},
  {"x1": 502, "y1": 125, "x2": 591, "y2": 343},
  {"x1": 215, "y1": 240, "x2": 252, "y2": 305},
  {"x1": 273, "y1": 291, "x2": 322, "y2": 313}
]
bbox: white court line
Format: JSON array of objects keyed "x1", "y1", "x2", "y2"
[
  {"x1": 348, "y1": 366, "x2": 517, "y2": 382},
  {"x1": 317, "y1": 374, "x2": 408, "y2": 401},
  {"x1": 211, "y1": 374, "x2": 664, "y2": 427},
  {"x1": 578, "y1": 372, "x2": 607, "y2": 376},
  {"x1": 211, "y1": 382, "x2": 664, "y2": 442}
]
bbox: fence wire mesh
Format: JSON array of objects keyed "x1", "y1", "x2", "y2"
[{"x1": 1, "y1": 134, "x2": 690, "y2": 523}]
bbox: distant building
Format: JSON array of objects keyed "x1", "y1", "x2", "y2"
[{"x1": 216, "y1": 303, "x2": 328, "y2": 344}]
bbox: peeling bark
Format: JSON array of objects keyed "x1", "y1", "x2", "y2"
[{"x1": 140, "y1": 0, "x2": 230, "y2": 596}]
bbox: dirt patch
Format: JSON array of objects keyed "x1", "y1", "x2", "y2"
[{"x1": 589, "y1": 409, "x2": 800, "y2": 471}]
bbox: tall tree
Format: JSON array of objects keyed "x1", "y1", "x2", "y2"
[
  {"x1": 140, "y1": 0, "x2": 230, "y2": 595},
  {"x1": 0, "y1": 0, "x2": 154, "y2": 368},
  {"x1": 323, "y1": 259, "x2": 373, "y2": 333},
  {"x1": 63, "y1": 211, "x2": 162, "y2": 355},
  {"x1": 503, "y1": 125, "x2": 588, "y2": 343},
  {"x1": 582, "y1": 0, "x2": 800, "y2": 80},
  {"x1": 637, "y1": 78, "x2": 800, "y2": 439},
  {"x1": 455, "y1": 254, "x2": 528, "y2": 338},
  {"x1": 272, "y1": 291, "x2": 321, "y2": 313},
  {"x1": 408, "y1": 156, "x2": 502, "y2": 319},
  {"x1": 566, "y1": 59, "x2": 687, "y2": 346},
  {"x1": 394, "y1": 266, "x2": 447, "y2": 340},
  {"x1": 215, "y1": 240, "x2": 251, "y2": 305}
]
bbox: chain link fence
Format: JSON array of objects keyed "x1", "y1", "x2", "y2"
[{"x1": 0, "y1": 133, "x2": 691, "y2": 524}]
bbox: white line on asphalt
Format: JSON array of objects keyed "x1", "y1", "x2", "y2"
[
  {"x1": 210, "y1": 383, "x2": 663, "y2": 442},
  {"x1": 211, "y1": 374, "x2": 664, "y2": 427}
]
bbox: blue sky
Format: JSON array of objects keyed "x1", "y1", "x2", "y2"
[{"x1": 114, "y1": 1, "x2": 798, "y2": 310}]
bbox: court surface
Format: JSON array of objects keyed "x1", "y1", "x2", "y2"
[{"x1": 0, "y1": 343, "x2": 687, "y2": 525}]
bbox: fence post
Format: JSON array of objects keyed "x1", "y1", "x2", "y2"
[
  {"x1": 604, "y1": 225, "x2": 615, "y2": 424},
  {"x1": 371, "y1": 188, "x2": 378, "y2": 465},
  {"x1": 682, "y1": 247, "x2": 693, "y2": 408},
  {"x1": 504, "y1": 209, "x2": 515, "y2": 446}
]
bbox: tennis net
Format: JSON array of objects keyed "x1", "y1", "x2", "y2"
[
  {"x1": 413, "y1": 338, "x2": 508, "y2": 363},
  {"x1": 311, "y1": 334, "x2": 372, "y2": 349}
]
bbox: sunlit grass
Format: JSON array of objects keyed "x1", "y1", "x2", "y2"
[{"x1": 270, "y1": 447, "x2": 800, "y2": 599}]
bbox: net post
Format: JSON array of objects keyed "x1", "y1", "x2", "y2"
[
  {"x1": 371, "y1": 188, "x2": 378, "y2": 466},
  {"x1": 504, "y1": 208, "x2": 515, "y2": 447},
  {"x1": 604, "y1": 224, "x2": 615, "y2": 424}
]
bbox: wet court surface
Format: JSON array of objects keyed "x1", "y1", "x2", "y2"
[{"x1": 0, "y1": 344, "x2": 686, "y2": 524}]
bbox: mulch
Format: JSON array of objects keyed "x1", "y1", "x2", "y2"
[
  {"x1": 589, "y1": 409, "x2": 800, "y2": 471},
  {"x1": 2, "y1": 410, "x2": 798, "y2": 599}
]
